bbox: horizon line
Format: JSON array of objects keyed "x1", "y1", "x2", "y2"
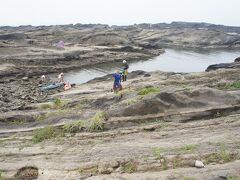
[{"x1": 1, "y1": 21, "x2": 240, "y2": 28}]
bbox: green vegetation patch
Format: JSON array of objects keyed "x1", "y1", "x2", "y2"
[
  {"x1": 225, "y1": 80, "x2": 240, "y2": 89},
  {"x1": 32, "y1": 125, "x2": 56, "y2": 143},
  {"x1": 137, "y1": 86, "x2": 160, "y2": 96}
]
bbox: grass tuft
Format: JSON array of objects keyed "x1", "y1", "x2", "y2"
[
  {"x1": 53, "y1": 98, "x2": 63, "y2": 109},
  {"x1": 205, "y1": 143, "x2": 234, "y2": 164},
  {"x1": 63, "y1": 120, "x2": 85, "y2": 133},
  {"x1": 32, "y1": 125, "x2": 56, "y2": 143},
  {"x1": 175, "y1": 144, "x2": 198, "y2": 153},
  {"x1": 85, "y1": 111, "x2": 106, "y2": 132},
  {"x1": 225, "y1": 80, "x2": 240, "y2": 89},
  {"x1": 122, "y1": 161, "x2": 137, "y2": 173},
  {"x1": 152, "y1": 147, "x2": 163, "y2": 159},
  {"x1": 64, "y1": 111, "x2": 106, "y2": 133},
  {"x1": 137, "y1": 86, "x2": 160, "y2": 96}
]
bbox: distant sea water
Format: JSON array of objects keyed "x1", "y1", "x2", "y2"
[{"x1": 53, "y1": 49, "x2": 240, "y2": 84}]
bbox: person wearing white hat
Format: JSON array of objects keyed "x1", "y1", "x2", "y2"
[{"x1": 122, "y1": 60, "x2": 129, "y2": 81}]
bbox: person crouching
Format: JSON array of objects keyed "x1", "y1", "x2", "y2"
[{"x1": 112, "y1": 71, "x2": 122, "y2": 93}]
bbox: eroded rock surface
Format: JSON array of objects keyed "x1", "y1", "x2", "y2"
[
  {"x1": 1, "y1": 22, "x2": 240, "y2": 179},
  {"x1": 0, "y1": 67, "x2": 240, "y2": 179}
]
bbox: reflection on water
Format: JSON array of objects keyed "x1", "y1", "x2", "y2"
[{"x1": 56, "y1": 49, "x2": 240, "y2": 84}]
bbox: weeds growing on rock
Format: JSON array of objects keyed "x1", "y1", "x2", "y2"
[
  {"x1": 63, "y1": 111, "x2": 106, "y2": 133},
  {"x1": 162, "y1": 158, "x2": 168, "y2": 170},
  {"x1": 33, "y1": 111, "x2": 107, "y2": 143},
  {"x1": 152, "y1": 148, "x2": 169, "y2": 170},
  {"x1": 204, "y1": 143, "x2": 235, "y2": 164},
  {"x1": 137, "y1": 86, "x2": 160, "y2": 96},
  {"x1": 227, "y1": 176, "x2": 239, "y2": 180},
  {"x1": 63, "y1": 120, "x2": 85, "y2": 133},
  {"x1": 174, "y1": 144, "x2": 199, "y2": 153},
  {"x1": 53, "y1": 97, "x2": 63, "y2": 109},
  {"x1": 225, "y1": 80, "x2": 240, "y2": 89},
  {"x1": 85, "y1": 111, "x2": 106, "y2": 132},
  {"x1": 152, "y1": 147, "x2": 163, "y2": 159},
  {"x1": 122, "y1": 161, "x2": 137, "y2": 173}
]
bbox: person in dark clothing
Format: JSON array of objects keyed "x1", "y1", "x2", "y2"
[
  {"x1": 112, "y1": 71, "x2": 122, "y2": 93},
  {"x1": 122, "y1": 60, "x2": 129, "y2": 81}
]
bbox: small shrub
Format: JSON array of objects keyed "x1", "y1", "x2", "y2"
[
  {"x1": 32, "y1": 125, "x2": 56, "y2": 143},
  {"x1": 137, "y1": 86, "x2": 160, "y2": 96}
]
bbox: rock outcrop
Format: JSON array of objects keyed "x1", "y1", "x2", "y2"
[{"x1": 206, "y1": 62, "x2": 240, "y2": 71}]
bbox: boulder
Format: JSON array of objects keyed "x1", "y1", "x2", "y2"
[
  {"x1": 195, "y1": 160, "x2": 205, "y2": 168},
  {"x1": 22, "y1": 77, "x2": 29, "y2": 81},
  {"x1": 234, "y1": 57, "x2": 240, "y2": 62}
]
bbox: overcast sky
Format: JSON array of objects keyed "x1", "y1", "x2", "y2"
[{"x1": 0, "y1": 0, "x2": 239, "y2": 26}]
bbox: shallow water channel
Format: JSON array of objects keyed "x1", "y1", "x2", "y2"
[{"x1": 54, "y1": 48, "x2": 240, "y2": 84}]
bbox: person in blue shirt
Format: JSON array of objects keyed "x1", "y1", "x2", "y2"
[{"x1": 112, "y1": 71, "x2": 122, "y2": 93}]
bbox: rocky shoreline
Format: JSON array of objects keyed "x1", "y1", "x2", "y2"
[{"x1": 1, "y1": 22, "x2": 240, "y2": 112}]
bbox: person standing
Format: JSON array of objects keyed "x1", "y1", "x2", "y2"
[
  {"x1": 58, "y1": 72, "x2": 64, "y2": 83},
  {"x1": 122, "y1": 60, "x2": 129, "y2": 82}
]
